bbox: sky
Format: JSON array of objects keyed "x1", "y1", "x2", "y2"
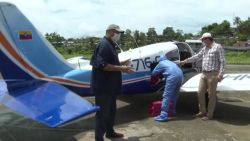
[{"x1": 2, "y1": 0, "x2": 250, "y2": 38}]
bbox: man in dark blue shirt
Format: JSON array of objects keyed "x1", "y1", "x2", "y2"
[{"x1": 90, "y1": 24, "x2": 134, "y2": 141}]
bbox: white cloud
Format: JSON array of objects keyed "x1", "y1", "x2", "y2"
[{"x1": 2, "y1": 0, "x2": 250, "y2": 38}]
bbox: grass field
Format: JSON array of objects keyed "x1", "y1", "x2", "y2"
[{"x1": 225, "y1": 51, "x2": 250, "y2": 65}]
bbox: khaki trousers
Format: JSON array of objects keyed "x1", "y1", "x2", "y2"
[{"x1": 198, "y1": 72, "x2": 218, "y2": 118}]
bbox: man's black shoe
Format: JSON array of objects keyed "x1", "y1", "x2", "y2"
[{"x1": 105, "y1": 132, "x2": 124, "y2": 139}]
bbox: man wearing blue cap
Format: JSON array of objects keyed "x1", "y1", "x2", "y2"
[{"x1": 151, "y1": 52, "x2": 183, "y2": 122}]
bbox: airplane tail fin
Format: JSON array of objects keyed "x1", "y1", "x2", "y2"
[
  {"x1": 0, "y1": 2, "x2": 73, "y2": 82},
  {"x1": 0, "y1": 3, "x2": 98, "y2": 127}
]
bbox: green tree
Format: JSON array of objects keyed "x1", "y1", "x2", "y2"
[
  {"x1": 237, "y1": 18, "x2": 250, "y2": 39},
  {"x1": 216, "y1": 20, "x2": 231, "y2": 37},
  {"x1": 162, "y1": 27, "x2": 184, "y2": 41},
  {"x1": 81, "y1": 37, "x2": 99, "y2": 55},
  {"x1": 162, "y1": 27, "x2": 175, "y2": 41},
  {"x1": 120, "y1": 29, "x2": 135, "y2": 51},
  {"x1": 201, "y1": 20, "x2": 231, "y2": 37},
  {"x1": 146, "y1": 28, "x2": 158, "y2": 44},
  {"x1": 138, "y1": 32, "x2": 147, "y2": 46},
  {"x1": 233, "y1": 16, "x2": 241, "y2": 28},
  {"x1": 175, "y1": 29, "x2": 184, "y2": 41},
  {"x1": 133, "y1": 30, "x2": 140, "y2": 47},
  {"x1": 45, "y1": 32, "x2": 65, "y2": 47},
  {"x1": 183, "y1": 33, "x2": 193, "y2": 40},
  {"x1": 201, "y1": 23, "x2": 218, "y2": 34}
]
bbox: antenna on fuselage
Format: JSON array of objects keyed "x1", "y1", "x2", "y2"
[
  {"x1": 115, "y1": 42, "x2": 124, "y2": 52},
  {"x1": 130, "y1": 35, "x2": 139, "y2": 48}
]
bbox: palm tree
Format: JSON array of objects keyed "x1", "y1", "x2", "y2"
[{"x1": 233, "y1": 16, "x2": 241, "y2": 28}]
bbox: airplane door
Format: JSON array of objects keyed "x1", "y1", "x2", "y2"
[
  {"x1": 166, "y1": 49, "x2": 180, "y2": 62},
  {"x1": 175, "y1": 42, "x2": 198, "y2": 83}
]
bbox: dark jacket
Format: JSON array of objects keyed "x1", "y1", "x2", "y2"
[{"x1": 90, "y1": 37, "x2": 122, "y2": 95}]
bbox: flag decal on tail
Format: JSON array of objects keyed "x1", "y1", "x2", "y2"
[{"x1": 18, "y1": 30, "x2": 32, "y2": 40}]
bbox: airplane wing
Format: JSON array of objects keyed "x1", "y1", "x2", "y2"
[
  {"x1": 0, "y1": 80, "x2": 99, "y2": 127},
  {"x1": 181, "y1": 73, "x2": 250, "y2": 92}
]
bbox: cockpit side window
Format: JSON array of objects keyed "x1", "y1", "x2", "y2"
[
  {"x1": 176, "y1": 42, "x2": 193, "y2": 68},
  {"x1": 166, "y1": 49, "x2": 179, "y2": 61},
  {"x1": 150, "y1": 49, "x2": 180, "y2": 72},
  {"x1": 176, "y1": 43, "x2": 192, "y2": 61}
]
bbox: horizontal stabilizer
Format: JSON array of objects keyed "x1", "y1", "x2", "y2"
[
  {"x1": 0, "y1": 81, "x2": 99, "y2": 127},
  {"x1": 181, "y1": 73, "x2": 250, "y2": 92}
]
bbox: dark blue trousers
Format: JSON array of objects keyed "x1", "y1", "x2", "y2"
[{"x1": 95, "y1": 94, "x2": 116, "y2": 141}]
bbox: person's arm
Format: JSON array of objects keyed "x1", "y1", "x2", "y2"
[
  {"x1": 103, "y1": 64, "x2": 134, "y2": 73},
  {"x1": 93, "y1": 40, "x2": 134, "y2": 73},
  {"x1": 100, "y1": 48, "x2": 133, "y2": 73},
  {"x1": 180, "y1": 48, "x2": 204, "y2": 65},
  {"x1": 217, "y1": 45, "x2": 226, "y2": 82},
  {"x1": 120, "y1": 58, "x2": 131, "y2": 66},
  {"x1": 151, "y1": 62, "x2": 164, "y2": 85},
  {"x1": 152, "y1": 62, "x2": 164, "y2": 76}
]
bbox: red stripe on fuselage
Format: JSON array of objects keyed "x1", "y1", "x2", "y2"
[
  {"x1": 0, "y1": 32, "x2": 45, "y2": 77},
  {"x1": 0, "y1": 32, "x2": 89, "y2": 87}
]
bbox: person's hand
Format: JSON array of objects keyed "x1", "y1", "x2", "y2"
[
  {"x1": 217, "y1": 75, "x2": 223, "y2": 82},
  {"x1": 121, "y1": 66, "x2": 134, "y2": 73},
  {"x1": 150, "y1": 74, "x2": 163, "y2": 85},
  {"x1": 180, "y1": 59, "x2": 187, "y2": 65},
  {"x1": 121, "y1": 59, "x2": 131, "y2": 66}
]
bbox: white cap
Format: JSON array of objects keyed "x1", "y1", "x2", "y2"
[
  {"x1": 200, "y1": 32, "x2": 212, "y2": 40},
  {"x1": 106, "y1": 24, "x2": 124, "y2": 33}
]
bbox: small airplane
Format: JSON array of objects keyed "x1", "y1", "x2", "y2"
[{"x1": 0, "y1": 2, "x2": 249, "y2": 128}]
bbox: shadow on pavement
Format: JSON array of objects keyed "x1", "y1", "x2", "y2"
[
  {"x1": 1, "y1": 91, "x2": 250, "y2": 141},
  {"x1": 215, "y1": 101, "x2": 250, "y2": 125}
]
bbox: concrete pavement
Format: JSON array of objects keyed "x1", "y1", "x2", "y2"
[{"x1": 0, "y1": 65, "x2": 250, "y2": 141}]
